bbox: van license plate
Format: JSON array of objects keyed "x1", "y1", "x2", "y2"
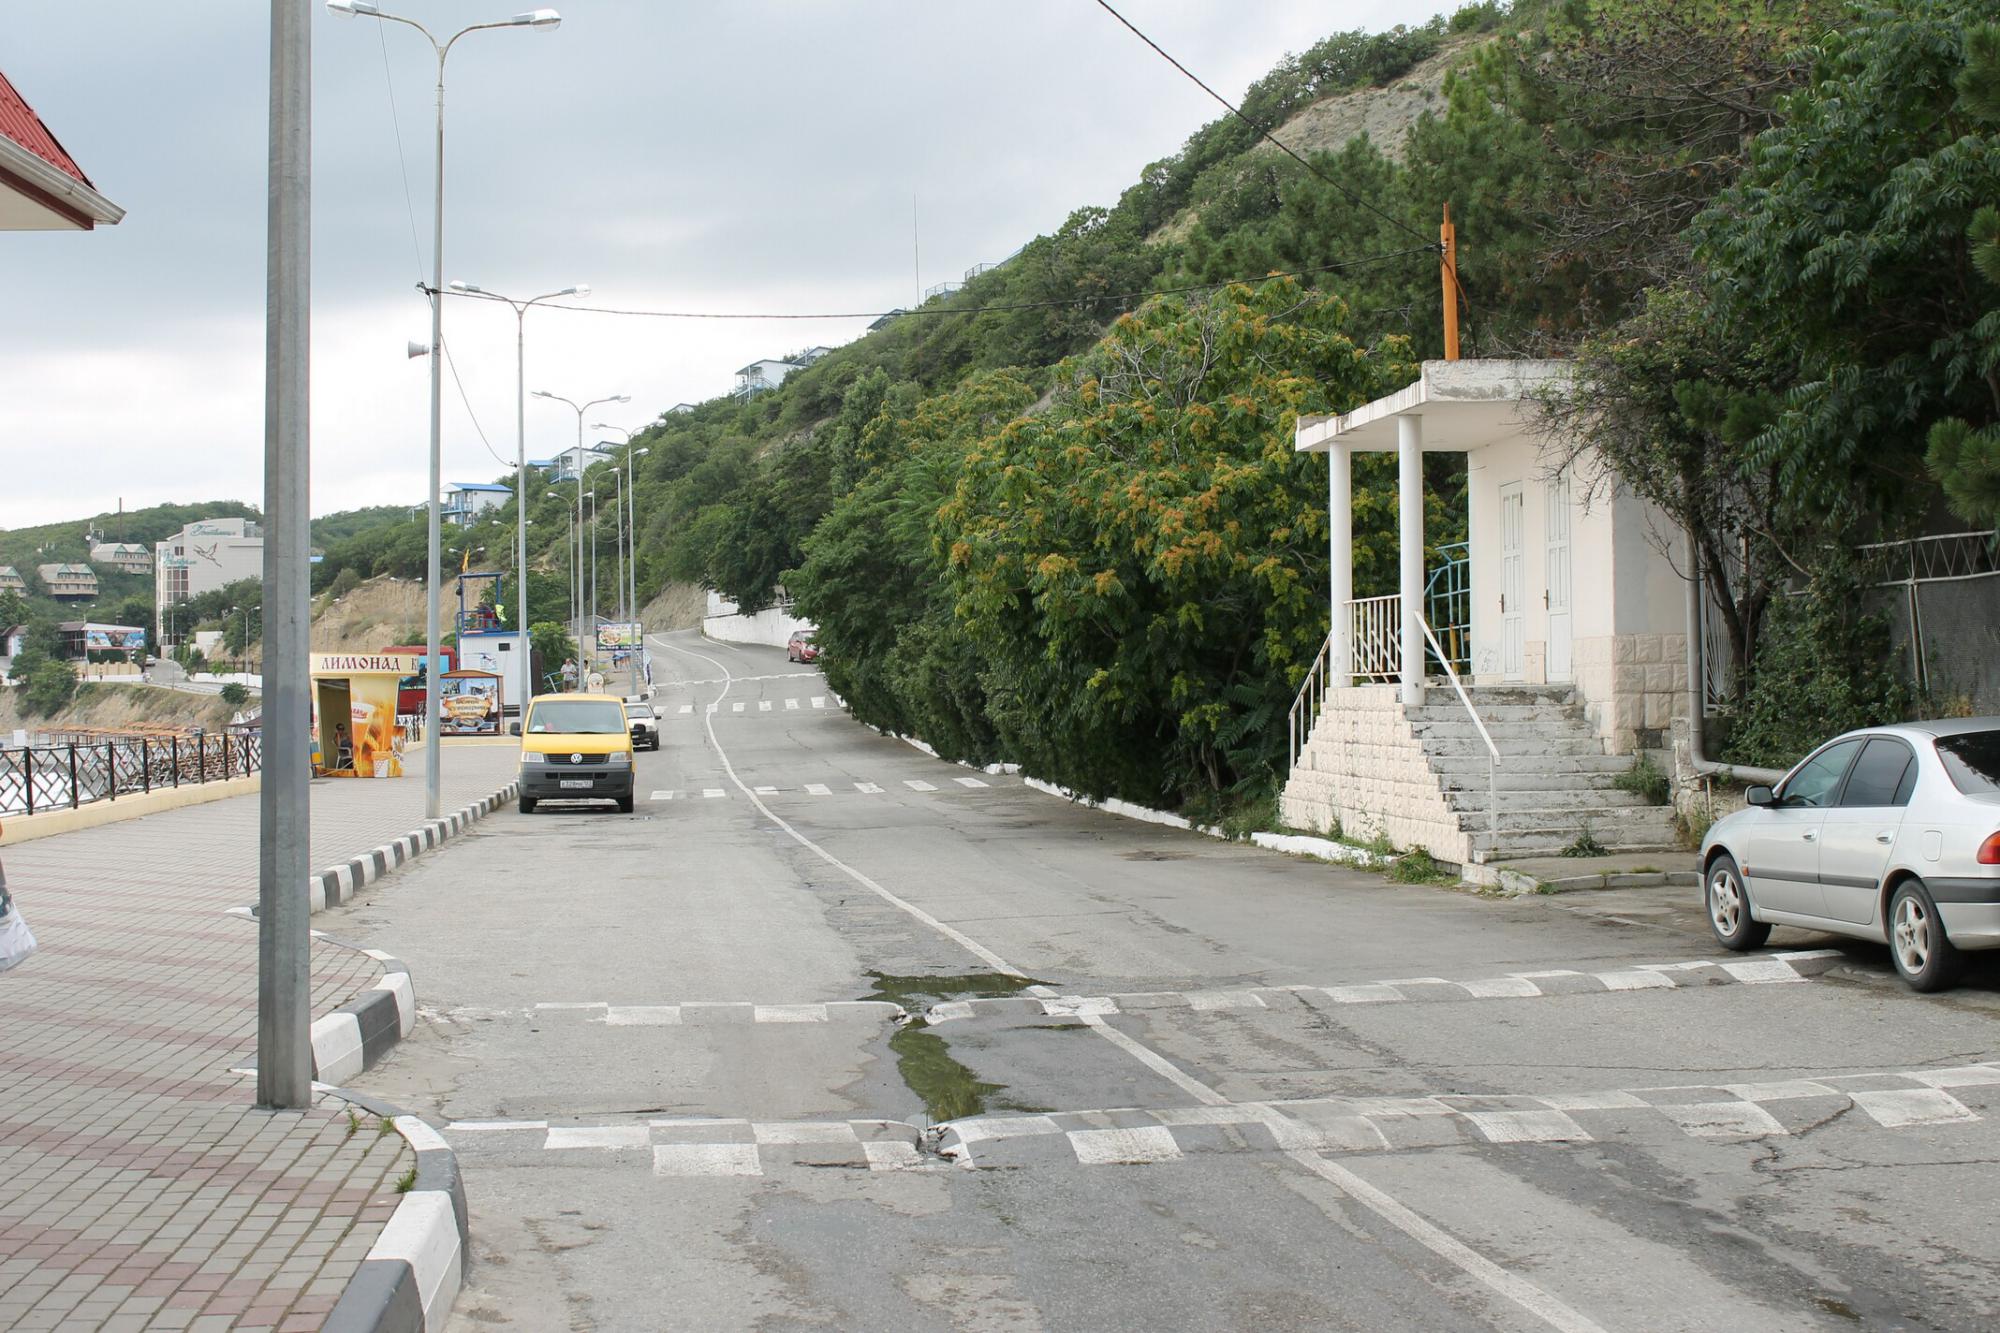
[{"x1": 559, "y1": 779, "x2": 592, "y2": 790}]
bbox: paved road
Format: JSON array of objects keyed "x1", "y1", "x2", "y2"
[{"x1": 335, "y1": 630, "x2": 2000, "y2": 1332}]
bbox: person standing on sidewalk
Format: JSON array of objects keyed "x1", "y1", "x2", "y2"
[{"x1": 0, "y1": 820, "x2": 37, "y2": 973}]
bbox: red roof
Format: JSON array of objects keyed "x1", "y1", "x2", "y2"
[{"x1": 0, "y1": 68, "x2": 92, "y2": 186}]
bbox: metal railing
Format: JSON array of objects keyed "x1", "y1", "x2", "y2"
[
  {"x1": 0, "y1": 733, "x2": 262, "y2": 817},
  {"x1": 1425, "y1": 542, "x2": 1471, "y2": 674},
  {"x1": 1288, "y1": 631, "x2": 1335, "y2": 772},
  {"x1": 1421, "y1": 614, "x2": 1501, "y2": 862},
  {"x1": 1349, "y1": 594, "x2": 1401, "y2": 683}
]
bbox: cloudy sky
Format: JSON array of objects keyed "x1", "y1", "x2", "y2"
[{"x1": 2, "y1": 1, "x2": 1447, "y2": 529}]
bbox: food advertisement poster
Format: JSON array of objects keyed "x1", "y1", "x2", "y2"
[{"x1": 441, "y1": 671, "x2": 502, "y2": 735}]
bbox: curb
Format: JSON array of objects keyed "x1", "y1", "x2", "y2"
[
  {"x1": 309, "y1": 782, "x2": 520, "y2": 914},
  {"x1": 309, "y1": 942, "x2": 416, "y2": 1085},
  {"x1": 322, "y1": 1099, "x2": 469, "y2": 1333},
  {"x1": 1462, "y1": 862, "x2": 1700, "y2": 896}
]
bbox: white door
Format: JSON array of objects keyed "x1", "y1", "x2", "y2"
[
  {"x1": 1499, "y1": 483, "x2": 1525, "y2": 681},
  {"x1": 1545, "y1": 472, "x2": 1573, "y2": 682}
]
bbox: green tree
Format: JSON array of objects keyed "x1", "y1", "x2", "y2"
[{"x1": 20, "y1": 659, "x2": 77, "y2": 717}]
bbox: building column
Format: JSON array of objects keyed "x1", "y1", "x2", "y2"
[
  {"x1": 1398, "y1": 415, "x2": 1425, "y2": 706},
  {"x1": 1328, "y1": 443, "x2": 1352, "y2": 679}
]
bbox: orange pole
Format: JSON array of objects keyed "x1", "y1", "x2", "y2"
[{"x1": 1441, "y1": 203, "x2": 1460, "y2": 361}]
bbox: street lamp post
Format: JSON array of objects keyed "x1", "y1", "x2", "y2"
[
  {"x1": 327, "y1": 0, "x2": 561, "y2": 821},
  {"x1": 594, "y1": 424, "x2": 646, "y2": 696},
  {"x1": 446, "y1": 281, "x2": 586, "y2": 714},
  {"x1": 531, "y1": 389, "x2": 626, "y2": 666}
]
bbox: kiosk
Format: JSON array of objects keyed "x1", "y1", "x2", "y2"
[
  {"x1": 310, "y1": 652, "x2": 415, "y2": 777},
  {"x1": 439, "y1": 668, "x2": 503, "y2": 736}
]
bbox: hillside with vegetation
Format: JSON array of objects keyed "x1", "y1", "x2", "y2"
[{"x1": 116, "y1": 0, "x2": 2000, "y2": 810}]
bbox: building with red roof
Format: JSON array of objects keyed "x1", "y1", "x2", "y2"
[{"x1": 0, "y1": 67, "x2": 122, "y2": 230}]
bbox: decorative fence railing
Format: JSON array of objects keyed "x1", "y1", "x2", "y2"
[
  {"x1": 1424, "y1": 543, "x2": 1471, "y2": 675},
  {"x1": 0, "y1": 733, "x2": 262, "y2": 817},
  {"x1": 1349, "y1": 594, "x2": 1403, "y2": 684}
]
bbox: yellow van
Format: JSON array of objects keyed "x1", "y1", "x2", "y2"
[{"x1": 517, "y1": 693, "x2": 636, "y2": 814}]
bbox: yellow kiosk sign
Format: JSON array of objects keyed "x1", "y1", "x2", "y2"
[{"x1": 309, "y1": 653, "x2": 415, "y2": 778}]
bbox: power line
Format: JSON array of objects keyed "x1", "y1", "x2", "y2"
[
  {"x1": 1088, "y1": 0, "x2": 1435, "y2": 249},
  {"x1": 426, "y1": 247, "x2": 1438, "y2": 323}
]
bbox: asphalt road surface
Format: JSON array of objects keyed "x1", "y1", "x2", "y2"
[{"x1": 333, "y1": 629, "x2": 2000, "y2": 1332}]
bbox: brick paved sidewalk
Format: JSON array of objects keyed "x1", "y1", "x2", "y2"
[{"x1": 0, "y1": 746, "x2": 517, "y2": 1331}]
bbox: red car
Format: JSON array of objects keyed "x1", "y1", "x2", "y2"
[{"x1": 786, "y1": 631, "x2": 819, "y2": 664}]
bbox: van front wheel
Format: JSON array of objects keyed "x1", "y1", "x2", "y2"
[{"x1": 519, "y1": 796, "x2": 538, "y2": 814}]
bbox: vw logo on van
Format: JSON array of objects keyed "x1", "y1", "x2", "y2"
[{"x1": 571, "y1": 753, "x2": 583, "y2": 764}]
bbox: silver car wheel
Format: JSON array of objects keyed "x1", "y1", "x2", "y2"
[
  {"x1": 1893, "y1": 893, "x2": 1931, "y2": 975},
  {"x1": 1708, "y1": 865, "x2": 1743, "y2": 937}
]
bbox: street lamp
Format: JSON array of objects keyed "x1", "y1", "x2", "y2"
[
  {"x1": 531, "y1": 389, "x2": 627, "y2": 653},
  {"x1": 545, "y1": 488, "x2": 573, "y2": 643},
  {"x1": 594, "y1": 424, "x2": 647, "y2": 696},
  {"x1": 327, "y1": 0, "x2": 561, "y2": 821},
  {"x1": 447, "y1": 280, "x2": 587, "y2": 715}
]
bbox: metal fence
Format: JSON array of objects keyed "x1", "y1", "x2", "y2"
[{"x1": 0, "y1": 733, "x2": 263, "y2": 817}]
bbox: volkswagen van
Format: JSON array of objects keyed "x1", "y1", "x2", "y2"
[{"x1": 518, "y1": 693, "x2": 636, "y2": 813}]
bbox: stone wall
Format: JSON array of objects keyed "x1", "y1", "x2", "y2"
[
  {"x1": 1279, "y1": 685, "x2": 1469, "y2": 864},
  {"x1": 1572, "y1": 632, "x2": 1687, "y2": 755}
]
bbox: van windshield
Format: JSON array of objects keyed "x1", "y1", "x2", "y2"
[
  {"x1": 527, "y1": 700, "x2": 627, "y2": 735},
  {"x1": 1936, "y1": 730, "x2": 2000, "y2": 795}
]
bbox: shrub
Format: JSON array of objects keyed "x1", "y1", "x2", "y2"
[
  {"x1": 20, "y1": 660, "x2": 77, "y2": 717},
  {"x1": 328, "y1": 567, "x2": 363, "y2": 601},
  {"x1": 1723, "y1": 584, "x2": 1912, "y2": 771},
  {"x1": 1613, "y1": 753, "x2": 1670, "y2": 806},
  {"x1": 219, "y1": 682, "x2": 250, "y2": 707}
]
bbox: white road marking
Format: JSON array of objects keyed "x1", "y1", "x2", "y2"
[
  {"x1": 651, "y1": 632, "x2": 1606, "y2": 1333},
  {"x1": 754, "y1": 1122, "x2": 859, "y2": 1145},
  {"x1": 678, "y1": 705, "x2": 693, "y2": 715},
  {"x1": 605, "y1": 1006, "x2": 683, "y2": 1026},
  {"x1": 1656, "y1": 1101, "x2": 1788, "y2": 1139},
  {"x1": 753, "y1": 785, "x2": 779, "y2": 795},
  {"x1": 731, "y1": 702, "x2": 745, "y2": 713},
  {"x1": 1068, "y1": 1126, "x2": 1182, "y2": 1165},
  {"x1": 785, "y1": 697, "x2": 800, "y2": 710},
  {"x1": 904, "y1": 780, "x2": 937, "y2": 792},
  {"x1": 449, "y1": 1120, "x2": 548, "y2": 1133},
  {"x1": 702, "y1": 788, "x2": 725, "y2": 799},
  {"x1": 855, "y1": 782, "x2": 883, "y2": 794},
  {"x1": 546, "y1": 1125, "x2": 649, "y2": 1150},
  {"x1": 1462, "y1": 1109, "x2": 1592, "y2": 1144},
  {"x1": 753, "y1": 1004, "x2": 829, "y2": 1023},
  {"x1": 759, "y1": 700, "x2": 772, "y2": 711},
  {"x1": 863, "y1": 1140, "x2": 928, "y2": 1170},
  {"x1": 1849, "y1": 1088, "x2": 1977, "y2": 1128},
  {"x1": 811, "y1": 696, "x2": 826, "y2": 708},
  {"x1": 653, "y1": 1143, "x2": 762, "y2": 1177},
  {"x1": 805, "y1": 783, "x2": 831, "y2": 796},
  {"x1": 953, "y1": 776, "x2": 989, "y2": 788},
  {"x1": 649, "y1": 791, "x2": 675, "y2": 801}
]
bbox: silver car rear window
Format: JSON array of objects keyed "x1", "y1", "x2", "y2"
[{"x1": 1936, "y1": 731, "x2": 2000, "y2": 795}]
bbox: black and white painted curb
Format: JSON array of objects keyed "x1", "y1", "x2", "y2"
[
  {"x1": 311, "y1": 944, "x2": 416, "y2": 1084},
  {"x1": 324, "y1": 1101, "x2": 470, "y2": 1333},
  {"x1": 309, "y1": 782, "x2": 521, "y2": 914}
]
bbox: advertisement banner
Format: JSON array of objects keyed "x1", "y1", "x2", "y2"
[
  {"x1": 598, "y1": 622, "x2": 643, "y2": 648},
  {"x1": 342, "y1": 673, "x2": 404, "y2": 777},
  {"x1": 82, "y1": 625, "x2": 147, "y2": 651},
  {"x1": 440, "y1": 672, "x2": 502, "y2": 735}
]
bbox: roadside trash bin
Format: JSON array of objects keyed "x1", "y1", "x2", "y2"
[{"x1": 0, "y1": 821, "x2": 35, "y2": 974}]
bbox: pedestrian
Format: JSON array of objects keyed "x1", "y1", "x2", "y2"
[
  {"x1": 334, "y1": 722, "x2": 354, "y2": 772},
  {"x1": 0, "y1": 821, "x2": 36, "y2": 974}
]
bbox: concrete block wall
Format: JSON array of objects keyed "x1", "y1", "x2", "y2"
[
  {"x1": 1572, "y1": 632, "x2": 1687, "y2": 755},
  {"x1": 1279, "y1": 685, "x2": 1471, "y2": 864}
]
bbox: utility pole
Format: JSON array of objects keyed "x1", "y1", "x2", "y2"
[
  {"x1": 1440, "y1": 203, "x2": 1460, "y2": 362},
  {"x1": 258, "y1": 0, "x2": 313, "y2": 1110}
]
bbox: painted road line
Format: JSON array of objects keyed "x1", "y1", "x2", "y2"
[
  {"x1": 856, "y1": 782, "x2": 883, "y2": 794},
  {"x1": 805, "y1": 783, "x2": 832, "y2": 796},
  {"x1": 759, "y1": 700, "x2": 772, "y2": 711},
  {"x1": 753, "y1": 785, "x2": 779, "y2": 795},
  {"x1": 650, "y1": 791, "x2": 675, "y2": 801},
  {"x1": 678, "y1": 705, "x2": 693, "y2": 715},
  {"x1": 702, "y1": 789, "x2": 726, "y2": 799},
  {"x1": 921, "y1": 951, "x2": 1852, "y2": 1023},
  {"x1": 731, "y1": 702, "x2": 745, "y2": 713},
  {"x1": 653, "y1": 1144, "x2": 762, "y2": 1177},
  {"x1": 811, "y1": 696, "x2": 826, "y2": 708},
  {"x1": 545, "y1": 1125, "x2": 648, "y2": 1150},
  {"x1": 904, "y1": 780, "x2": 938, "y2": 792},
  {"x1": 785, "y1": 698, "x2": 800, "y2": 710},
  {"x1": 953, "y1": 776, "x2": 990, "y2": 788}
]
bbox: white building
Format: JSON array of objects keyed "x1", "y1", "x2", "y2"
[
  {"x1": 541, "y1": 445, "x2": 613, "y2": 483},
  {"x1": 89, "y1": 541, "x2": 153, "y2": 575},
  {"x1": 734, "y1": 358, "x2": 801, "y2": 399},
  {"x1": 156, "y1": 517, "x2": 262, "y2": 609},
  {"x1": 38, "y1": 563, "x2": 99, "y2": 601},
  {"x1": 1281, "y1": 360, "x2": 1685, "y2": 866},
  {"x1": 443, "y1": 482, "x2": 512, "y2": 526}
]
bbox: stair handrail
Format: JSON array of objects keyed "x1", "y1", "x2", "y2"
[
  {"x1": 1420, "y1": 614, "x2": 1501, "y2": 862},
  {"x1": 1287, "y1": 630, "x2": 1333, "y2": 772}
]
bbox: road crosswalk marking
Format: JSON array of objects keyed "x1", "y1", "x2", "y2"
[
  {"x1": 703, "y1": 789, "x2": 725, "y2": 799},
  {"x1": 804, "y1": 783, "x2": 831, "y2": 796},
  {"x1": 650, "y1": 791, "x2": 674, "y2": 801},
  {"x1": 904, "y1": 780, "x2": 937, "y2": 792},
  {"x1": 811, "y1": 697, "x2": 826, "y2": 708},
  {"x1": 678, "y1": 705, "x2": 693, "y2": 715},
  {"x1": 644, "y1": 778, "x2": 1015, "y2": 803},
  {"x1": 759, "y1": 700, "x2": 772, "y2": 711},
  {"x1": 953, "y1": 777, "x2": 989, "y2": 788},
  {"x1": 753, "y1": 785, "x2": 778, "y2": 795},
  {"x1": 855, "y1": 782, "x2": 883, "y2": 794},
  {"x1": 785, "y1": 698, "x2": 799, "y2": 710},
  {"x1": 731, "y1": 702, "x2": 745, "y2": 713}
]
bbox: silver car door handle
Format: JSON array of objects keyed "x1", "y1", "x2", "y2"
[
  {"x1": 1875, "y1": 832, "x2": 1893, "y2": 844},
  {"x1": 1802, "y1": 831, "x2": 1817, "y2": 842}
]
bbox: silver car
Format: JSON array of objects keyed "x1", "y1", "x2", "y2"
[{"x1": 1702, "y1": 720, "x2": 2000, "y2": 991}]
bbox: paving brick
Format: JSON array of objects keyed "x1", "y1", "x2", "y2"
[{"x1": 0, "y1": 747, "x2": 513, "y2": 1330}]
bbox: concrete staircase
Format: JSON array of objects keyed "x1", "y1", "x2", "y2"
[{"x1": 1411, "y1": 685, "x2": 1679, "y2": 859}]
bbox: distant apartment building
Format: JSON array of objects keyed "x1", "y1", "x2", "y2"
[
  {"x1": 89, "y1": 541, "x2": 153, "y2": 575},
  {"x1": 443, "y1": 482, "x2": 512, "y2": 526},
  {"x1": 0, "y1": 565, "x2": 25, "y2": 594},
  {"x1": 664, "y1": 402, "x2": 697, "y2": 416},
  {"x1": 734, "y1": 358, "x2": 801, "y2": 399},
  {"x1": 539, "y1": 445, "x2": 614, "y2": 482},
  {"x1": 156, "y1": 517, "x2": 262, "y2": 609},
  {"x1": 38, "y1": 562, "x2": 100, "y2": 601}
]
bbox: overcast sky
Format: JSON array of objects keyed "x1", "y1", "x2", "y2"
[{"x1": 1, "y1": 1, "x2": 1448, "y2": 529}]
